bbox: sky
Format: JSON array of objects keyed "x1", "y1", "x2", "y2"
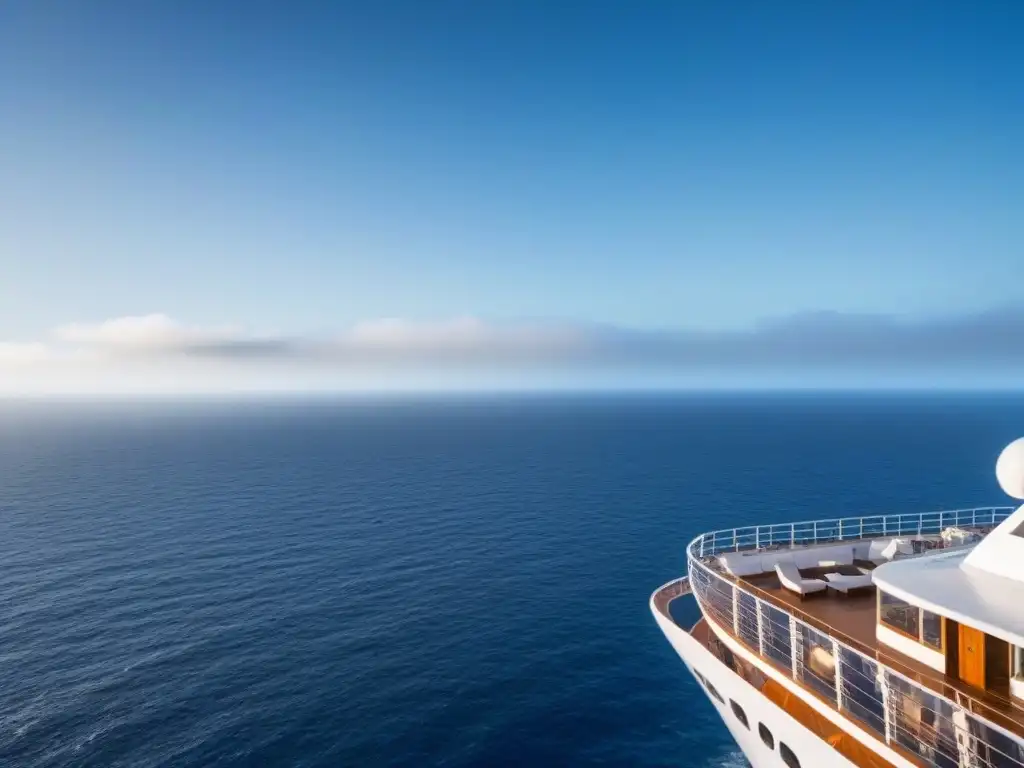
[{"x1": 1, "y1": 2, "x2": 1023, "y2": 392}]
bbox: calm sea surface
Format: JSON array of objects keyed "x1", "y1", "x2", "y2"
[{"x1": 0, "y1": 394, "x2": 1020, "y2": 767}]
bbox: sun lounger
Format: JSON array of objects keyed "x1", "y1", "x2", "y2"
[
  {"x1": 823, "y1": 571, "x2": 875, "y2": 594},
  {"x1": 775, "y1": 562, "x2": 827, "y2": 597}
]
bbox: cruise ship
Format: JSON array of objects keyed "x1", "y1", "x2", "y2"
[{"x1": 651, "y1": 438, "x2": 1024, "y2": 768}]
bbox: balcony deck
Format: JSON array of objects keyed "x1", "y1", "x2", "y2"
[
  {"x1": 740, "y1": 566, "x2": 879, "y2": 648},
  {"x1": 732, "y1": 560, "x2": 1024, "y2": 744}
]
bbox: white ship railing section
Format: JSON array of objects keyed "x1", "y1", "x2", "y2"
[
  {"x1": 698, "y1": 506, "x2": 1014, "y2": 557},
  {"x1": 685, "y1": 506, "x2": 1024, "y2": 768}
]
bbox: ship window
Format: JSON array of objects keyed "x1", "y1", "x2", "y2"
[
  {"x1": 729, "y1": 700, "x2": 749, "y2": 729},
  {"x1": 879, "y1": 590, "x2": 920, "y2": 639},
  {"x1": 1014, "y1": 647, "x2": 1024, "y2": 680},
  {"x1": 758, "y1": 722, "x2": 774, "y2": 749},
  {"x1": 922, "y1": 610, "x2": 942, "y2": 649},
  {"x1": 780, "y1": 743, "x2": 800, "y2": 768},
  {"x1": 706, "y1": 681, "x2": 724, "y2": 704}
]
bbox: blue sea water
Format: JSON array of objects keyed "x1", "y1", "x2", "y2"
[{"x1": 0, "y1": 393, "x2": 1020, "y2": 767}]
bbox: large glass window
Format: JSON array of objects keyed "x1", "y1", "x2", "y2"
[
  {"x1": 922, "y1": 610, "x2": 942, "y2": 649},
  {"x1": 880, "y1": 591, "x2": 920, "y2": 638}
]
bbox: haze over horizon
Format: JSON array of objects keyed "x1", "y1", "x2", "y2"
[{"x1": 3, "y1": 2, "x2": 1023, "y2": 393}]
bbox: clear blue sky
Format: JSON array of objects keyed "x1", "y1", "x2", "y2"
[{"x1": 1, "y1": 2, "x2": 1023, "y2": 391}]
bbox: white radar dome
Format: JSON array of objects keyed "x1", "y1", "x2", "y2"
[{"x1": 996, "y1": 438, "x2": 1024, "y2": 500}]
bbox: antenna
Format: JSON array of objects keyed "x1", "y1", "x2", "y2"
[{"x1": 995, "y1": 437, "x2": 1024, "y2": 500}]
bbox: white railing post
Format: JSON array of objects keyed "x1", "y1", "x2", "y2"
[
  {"x1": 860, "y1": 517, "x2": 864, "y2": 539},
  {"x1": 790, "y1": 523, "x2": 795, "y2": 546},
  {"x1": 789, "y1": 615, "x2": 799, "y2": 681},
  {"x1": 756, "y1": 600, "x2": 766, "y2": 657},
  {"x1": 834, "y1": 639, "x2": 844, "y2": 711},
  {"x1": 972, "y1": 509, "x2": 977, "y2": 528},
  {"x1": 952, "y1": 706, "x2": 980, "y2": 768},
  {"x1": 732, "y1": 587, "x2": 740, "y2": 636},
  {"x1": 813, "y1": 521, "x2": 818, "y2": 542},
  {"x1": 880, "y1": 672, "x2": 893, "y2": 746}
]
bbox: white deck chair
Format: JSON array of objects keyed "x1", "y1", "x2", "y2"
[
  {"x1": 774, "y1": 562, "x2": 827, "y2": 597},
  {"x1": 823, "y1": 572, "x2": 874, "y2": 594}
]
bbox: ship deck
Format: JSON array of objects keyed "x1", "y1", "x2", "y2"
[
  {"x1": 740, "y1": 565, "x2": 879, "y2": 648},
  {"x1": 733, "y1": 564, "x2": 1024, "y2": 740}
]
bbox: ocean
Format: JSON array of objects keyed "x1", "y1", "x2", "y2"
[{"x1": 0, "y1": 393, "x2": 1019, "y2": 767}]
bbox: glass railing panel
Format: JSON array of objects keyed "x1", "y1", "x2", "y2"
[
  {"x1": 886, "y1": 671, "x2": 959, "y2": 768},
  {"x1": 736, "y1": 590, "x2": 759, "y2": 650},
  {"x1": 966, "y1": 714, "x2": 1024, "y2": 768},
  {"x1": 837, "y1": 648, "x2": 884, "y2": 739},
  {"x1": 690, "y1": 564, "x2": 734, "y2": 630},
  {"x1": 794, "y1": 620, "x2": 837, "y2": 703},
  {"x1": 760, "y1": 602, "x2": 793, "y2": 674}
]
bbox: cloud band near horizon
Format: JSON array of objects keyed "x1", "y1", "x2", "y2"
[{"x1": 2, "y1": 309, "x2": 1024, "y2": 377}]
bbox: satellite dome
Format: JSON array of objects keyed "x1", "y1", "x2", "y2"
[{"x1": 996, "y1": 438, "x2": 1024, "y2": 500}]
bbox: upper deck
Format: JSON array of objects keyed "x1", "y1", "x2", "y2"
[{"x1": 658, "y1": 506, "x2": 1024, "y2": 768}]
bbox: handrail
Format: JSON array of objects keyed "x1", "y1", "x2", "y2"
[
  {"x1": 682, "y1": 505, "x2": 1024, "y2": 768},
  {"x1": 695, "y1": 506, "x2": 1016, "y2": 557}
]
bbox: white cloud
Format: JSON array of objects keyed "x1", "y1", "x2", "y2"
[
  {"x1": 339, "y1": 316, "x2": 586, "y2": 362},
  {"x1": 2, "y1": 308, "x2": 1024, "y2": 393},
  {"x1": 54, "y1": 314, "x2": 243, "y2": 351},
  {"x1": 0, "y1": 342, "x2": 51, "y2": 366}
]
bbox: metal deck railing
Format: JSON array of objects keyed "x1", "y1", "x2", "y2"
[{"x1": 697, "y1": 507, "x2": 1014, "y2": 557}]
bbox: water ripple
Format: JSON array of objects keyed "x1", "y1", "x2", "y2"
[{"x1": 0, "y1": 394, "x2": 1015, "y2": 766}]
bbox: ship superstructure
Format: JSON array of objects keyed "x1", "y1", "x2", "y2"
[{"x1": 652, "y1": 439, "x2": 1024, "y2": 768}]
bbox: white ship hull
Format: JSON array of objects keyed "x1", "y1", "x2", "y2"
[{"x1": 654, "y1": 607, "x2": 863, "y2": 768}]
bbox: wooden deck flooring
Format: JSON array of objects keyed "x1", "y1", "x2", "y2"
[{"x1": 741, "y1": 567, "x2": 879, "y2": 648}]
